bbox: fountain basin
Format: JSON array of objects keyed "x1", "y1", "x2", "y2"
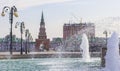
[{"x1": 0, "y1": 58, "x2": 101, "y2": 71}]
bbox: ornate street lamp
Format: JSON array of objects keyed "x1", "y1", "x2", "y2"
[
  {"x1": 25, "y1": 29, "x2": 33, "y2": 54},
  {"x1": 15, "y1": 22, "x2": 25, "y2": 55},
  {"x1": 25, "y1": 29, "x2": 29, "y2": 54},
  {"x1": 1, "y1": 6, "x2": 18, "y2": 55},
  {"x1": 103, "y1": 30, "x2": 108, "y2": 45},
  {"x1": 103, "y1": 30, "x2": 111, "y2": 46},
  {"x1": 28, "y1": 33, "x2": 33, "y2": 53}
]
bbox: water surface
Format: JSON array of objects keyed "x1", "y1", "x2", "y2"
[{"x1": 0, "y1": 58, "x2": 101, "y2": 71}]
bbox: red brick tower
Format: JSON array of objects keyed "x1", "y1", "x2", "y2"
[{"x1": 35, "y1": 12, "x2": 50, "y2": 51}]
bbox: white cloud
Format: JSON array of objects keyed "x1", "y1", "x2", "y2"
[
  {"x1": 0, "y1": 0, "x2": 73, "y2": 10},
  {"x1": 3, "y1": 0, "x2": 73, "y2": 10}
]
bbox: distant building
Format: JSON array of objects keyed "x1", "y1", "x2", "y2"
[
  {"x1": 0, "y1": 34, "x2": 34, "y2": 52},
  {"x1": 63, "y1": 23, "x2": 95, "y2": 52},
  {"x1": 50, "y1": 38, "x2": 63, "y2": 51},
  {"x1": 0, "y1": 35, "x2": 20, "y2": 51},
  {"x1": 35, "y1": 12, "x2": 50, "y2": 51},
  {"x1": 63, "y1": 23, "x2": 95, "y2": 41}
]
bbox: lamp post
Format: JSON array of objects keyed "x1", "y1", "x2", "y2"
[
  {"x1": 103, "y1": 30, "x2": 108, "y2": 45},
  {"x1": 25, "y1": 29, "x2": 33, "y2": 54},
  {"x1": 103, "y1": 30, "x2": 110, "y2": 46},
  {"x1": 15, "y1": 22, "x2": 25, "y2": 55},
  {"x1": 28, "y1": 33, "x2": 33, "y2": 53},
  {"x1": 1, "y1": 6, "x2": 18, "y2": 55},
  {"x1": 25, "y1": 29, "x2": 29, "y2": 54}
]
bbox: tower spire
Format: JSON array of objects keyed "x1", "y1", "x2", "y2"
[
  {"x1": 35, "y1": 12, "x2": 50, "y2": 51},
  {"x1": 40, "y1": 11, "x2": 45, "y2": 25}
]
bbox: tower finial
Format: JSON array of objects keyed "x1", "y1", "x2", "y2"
[{"x1": 40, "y1": 11, "x2": 44, "y2": 25}]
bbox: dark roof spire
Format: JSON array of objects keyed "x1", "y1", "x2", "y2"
[{"x1": 40, "y1": 11, "x2": 45, "y2": 25}]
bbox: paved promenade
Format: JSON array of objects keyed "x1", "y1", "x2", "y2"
[{"x1": 0, "y1": 52, "x2": 101, "y2": 59}]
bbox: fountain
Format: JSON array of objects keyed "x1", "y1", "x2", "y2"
[
  {"x1": 0, "y1": 34, "x2": 101, "y2": 71},
  {"x1": 80, "y1": 33, "x2": 90, "y2": 62},
  {"x1": 39, "y1": 44, "x2": 44, "y2": 51},
  {"x1": 0, "y1": 32, "x2": 101, "y2": 71},
  {"x1": 56, "y1": 45, "x2": 64, "y2": 58},
  {"x1": 102, "y1": 32, "x2": 120, "y2": 71}
]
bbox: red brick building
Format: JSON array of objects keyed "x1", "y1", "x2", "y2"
[
  {"x1": 35, "y1": 12, "x2": 50, "y2": 51},
  {"x1": 63, "y1": 23, "x2": 95, "y2": 40}
]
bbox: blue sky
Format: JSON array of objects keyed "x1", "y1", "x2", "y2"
[{"x1": 0, "y1": 0, "x2": 120, "y2": 41}]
